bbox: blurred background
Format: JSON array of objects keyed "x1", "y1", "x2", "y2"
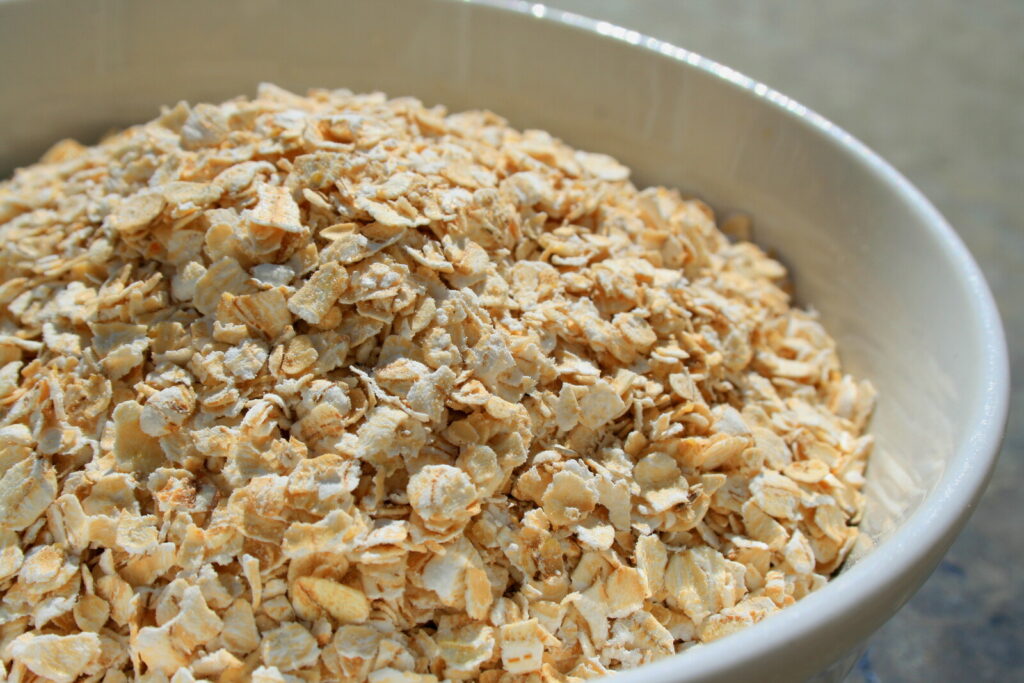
[{"x1": 545, "y1": 0, "x2": 1022, "y2": 679}]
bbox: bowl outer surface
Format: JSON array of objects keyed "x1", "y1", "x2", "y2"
[{"x1": 0, "y1": 1, "x2": 1009, "y2": 681}]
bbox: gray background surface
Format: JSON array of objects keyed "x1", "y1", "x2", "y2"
[{"x1": 545, "y1": 1, "x2": 1023, "y2": 680}]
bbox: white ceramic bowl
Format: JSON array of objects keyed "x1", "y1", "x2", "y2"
[{"x1": 0, "y1": 1, "x2": 1009, "y2": 680}]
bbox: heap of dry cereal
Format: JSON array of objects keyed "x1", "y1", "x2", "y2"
[{"x1": 0, "y1": 85, "x2": 876, "y2": 682}]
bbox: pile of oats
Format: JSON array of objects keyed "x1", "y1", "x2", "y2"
[{"x1": 0, "y1": 85, "x2": 876, "y2": 682}]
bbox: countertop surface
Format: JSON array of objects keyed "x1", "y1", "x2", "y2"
[{"x1": 545, "y1": 1, "x2": 1023, "y2": 679}]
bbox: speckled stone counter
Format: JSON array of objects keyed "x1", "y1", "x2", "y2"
[{"x1": 547, "y1": 1, "x2": 1023, "y2": 679}]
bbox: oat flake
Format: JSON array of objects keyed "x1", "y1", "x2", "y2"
[{"x1": 0, "y1": 85, "x2": 875, "y2": 680}]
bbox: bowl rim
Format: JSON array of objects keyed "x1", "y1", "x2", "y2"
[{"x1": 459, "y1": 0, "x2": 1011, "y2": 679}]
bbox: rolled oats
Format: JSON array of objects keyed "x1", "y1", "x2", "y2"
[
  {"x1": 0, "y1": 85, "x2": 875, "y2": 679},
  {"x1": 5, "y1": 632, "x2": 102, "y2": 683}
]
